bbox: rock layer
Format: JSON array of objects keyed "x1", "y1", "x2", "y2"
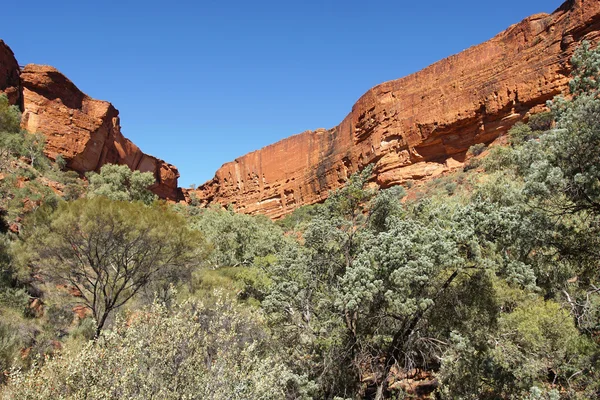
[
  {"x1": 191, "y1": 0, "x2": 600, "y2": 219},
  {"x1": 18, "y1": 64, "x2": 180, "y2": 200},
  {"x1": 0, "y1": 40, "x2": 20, "y2": 106}
]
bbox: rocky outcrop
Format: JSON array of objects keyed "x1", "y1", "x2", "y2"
[
  {"x1": 191, "y1": 0, "x2": 600, "y2": 219},
  {"x1": 0, "y1": 40, "x2": 20, "y2": 106},
  {"x1": 19, "y1": 65, "x2": 180, "y2": 200}
]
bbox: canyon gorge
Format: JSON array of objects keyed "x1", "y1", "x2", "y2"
[{"x1": 1, "y1": 0, "x2": 599, "y2": 218}]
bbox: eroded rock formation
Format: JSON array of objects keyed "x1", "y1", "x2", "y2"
[
  {"x1": 0, "y1": 41, "x2": 180, "y2": 200},
  {"x1": 19, "y1": 65, "x2": 180, "y2": 200},
  {"x1": 0, "y1": 40, "x2": 20, "y2": 106},
  {"x1": 191, "y1": 0, "x2": 600, "y2": 219}
]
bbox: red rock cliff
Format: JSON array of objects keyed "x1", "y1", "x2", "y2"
[
  {"x1": 17, "y1": 64, "x2": 180, "y2": 200},
  {"x1": 0, "y1": 40, "x2": 20, "y2": 106},
  {"x1": 191, "y1": 0, "x2": 600, "y2": 219}
]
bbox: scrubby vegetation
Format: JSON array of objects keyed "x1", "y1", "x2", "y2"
[{"x1": 0, "y1": 43, "x2": 600, "y2": 399}]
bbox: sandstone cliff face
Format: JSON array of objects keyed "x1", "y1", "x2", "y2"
[
  {"x1": 191, "y1": 0, "x2": 600, "y2": 219},
  {"x1": 0, "y1": 40, "x2": 20, "y2": 106},
  {"x1": 19, "y1": 65, "x2": 180, "y2": 200}
]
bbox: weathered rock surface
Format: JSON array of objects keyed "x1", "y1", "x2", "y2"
[
  {"x1": 19, "y1": 64, "x2": 180, "y2": 200},
  {"x1": 0, "y1": 40, "x2": 20, "y2": 106},
  {"x1": 191, "y1": 0, "x2": 600, "y2": 219}
]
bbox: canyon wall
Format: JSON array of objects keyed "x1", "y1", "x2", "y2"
[
  {"x1": 0, "y1": 40, "x2": 20, "y2": 106},
  {"x1": 191, "y1": 0, "x2": 600, "y2": 219},
  {"x1": 0, "y1": 43, "x2": 180, "y2": 200}
]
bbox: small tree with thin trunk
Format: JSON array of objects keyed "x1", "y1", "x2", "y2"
[{"x1": 21, "y1": 197, "x2": 204, "y2": 336}]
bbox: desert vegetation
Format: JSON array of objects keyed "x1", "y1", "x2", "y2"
[{"x1": 0, "y1": 43, "x2": 599, "y2": 399}]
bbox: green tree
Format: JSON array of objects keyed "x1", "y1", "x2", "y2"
[
  {"x1": 20, "y1": 197, "x2": 204, "y2": 336},
  {"x1": 87, "y1": 164, "x2": 157, "y2": 204},
  {"x1": 190, "y1": 206, "x2": 287, "y2": 269},
  {"x1": 264, "y1": 172, "x2": 422, "y2": 398},
  {"x1": 0, "y1": 94, "x2": 20, "y2": 134},
  {"x1": 515, "y1": 41, "x2": 600, "y2": 215}
]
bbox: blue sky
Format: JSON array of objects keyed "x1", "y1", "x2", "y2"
[{"x1": 3, "y1": 0, "x2": 563, "y2": 186}]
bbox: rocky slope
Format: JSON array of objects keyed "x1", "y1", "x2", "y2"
[
  {"x1": 0, "y1": 42, "x2": 180, "y2": 200},
  {"x1": 190, "y1": 0, "x2": 600, "y2": 219}
]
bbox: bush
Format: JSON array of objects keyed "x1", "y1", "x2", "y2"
[
  {"x1": 527, "y1": 111, "x2": 554, "y2": 132},
  {"x1": 2, "y1": 294, "x2": 307, "y2": 400},
  {"x1": 0, "y1": 94, "x2": 21, "y2": 134},
  {"x1": 0, "y1": 321, "x2": 23, "y2": 385},
  {"x1": 444, "y1": 181, "x2": 457, "y2": 195},
  {"x1": 467, "y1": 143, "x2": 486, "y2": 157},
  {"x1": 86, "y1": 164, "x2": 157, "y2": 204},
  {"x1": 190, "y1": 207, "x2": 287, "y2": 269},
  {"x1": 508, "y1": 122, "x2": 534, "y2": 145},
  {"x1": 54, "y1": 154, "x2": 67, "y2": 171}
]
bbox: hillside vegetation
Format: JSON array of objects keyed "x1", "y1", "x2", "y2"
[{"x1": 0, "y1": 43, "x2": 599, "y2": 399}]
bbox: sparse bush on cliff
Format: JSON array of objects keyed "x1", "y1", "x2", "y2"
[
  {"x1": 0, "y1": 94, "x2": 48, "y2": 171},
  {"x1": 54, "y1": 154, "x2": 66, "y2": 170},
  {"x1": 527, "y1": 111, "x2": 554, "y2": 132},
  {"x1": 0, "y1": 94, "x2": 20, "y2": 134},
  {"x1": 86, "y1": 163, "x2": 157, "y2": 204},
  {"x1": 467, "y1": 142, "x2": 486, "y2": 156}
]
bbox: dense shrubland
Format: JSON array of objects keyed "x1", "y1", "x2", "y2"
[{"x1": 0, "y1": 42, "x2": 599, "y2": 399}]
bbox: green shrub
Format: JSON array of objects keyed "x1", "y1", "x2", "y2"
[
  {"x1": 467, "y1": 142, "x2": 486, "y2": 157},
  {"x1": 86, "y1": 164, "x2": 157, "y2": 204},
  {"x1": 2, "y1": 294, "x2": 307, "y2": 400},
  {"x1": 54, "y1": 154, "x2": 67, "y2": 171},
  {"x1": 0, "y1": 288, "x2": 29, "y2": 315},
  {"x1": 445, "y1": 181, "x2": 457, "y2": 195},
  {"x1": 527, "y1": 111, "x2": 554, "y2": 132},
  {"x1": 0, "y1": 94, "x2": 21, "y2": 134},
  {"x1": 0, "y1": 321, "x2": 23, "y2": 385},
  {"x1": 508, "y1": 121, "x2": 534, "y2": 145}
]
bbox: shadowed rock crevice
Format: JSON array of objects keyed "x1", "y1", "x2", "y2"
[{"x1": 0, "y1": 40, "x2": 21, "y2": 106}]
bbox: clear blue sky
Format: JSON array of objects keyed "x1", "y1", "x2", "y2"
[{"x1": 2, "y1": 0, "x2": 563, "y2": 187}]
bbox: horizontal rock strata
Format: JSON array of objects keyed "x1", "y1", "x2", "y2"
[{"x1": 191, "y1": 0, "x2": 600, "y2": 219}]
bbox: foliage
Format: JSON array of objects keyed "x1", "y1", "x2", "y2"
[
  {"x1": 569, "y1": 40, "x2": 600, "y2": 96},
  {"x1": 191, "y1": 264, "x2": 272, "y2": 305},
  {"x1": 87, "y1": 164, "x2": 157, "y2": 204},
  {"x1": 438, "y1": 281, "x2": 597, "y2": 399},
  {"x1": 263, "y1": 44, "x2": 600, "y2": 397},
  {"x1": 276, "y1": 204, "x2": 322, "y2": 231},
  {"x1": 527, "y1": 111, "x2": 554, "y2": 132},
  {"x1": 2, "y1": 294, "x2": 309, "y2": 400},
  {"x1": 19, "y1": 197, "x2": 205, "y2": 335},
  {"x1": 0, "y1": 94, "x2": 20, "y2": 134},
  {"x1": 54, "y1": 154, "x2": 67, "y2": 171},
  {"x1": 0, "y1": 95, "x2": 48, "y2": 171},
  {"x1": 467, "y1": 142, "x2": 486, "y2": 156},
  {"x1": 190, "y1": 206, "x2": 287, "y2": 269}
]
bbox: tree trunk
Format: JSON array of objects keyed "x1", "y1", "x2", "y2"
[
  {"x1": 374, "y1": 381, "x2": 385, "y2": 400},
  {"x1": 95, "y1": 311, "x2": 110, "y2": 338}
]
